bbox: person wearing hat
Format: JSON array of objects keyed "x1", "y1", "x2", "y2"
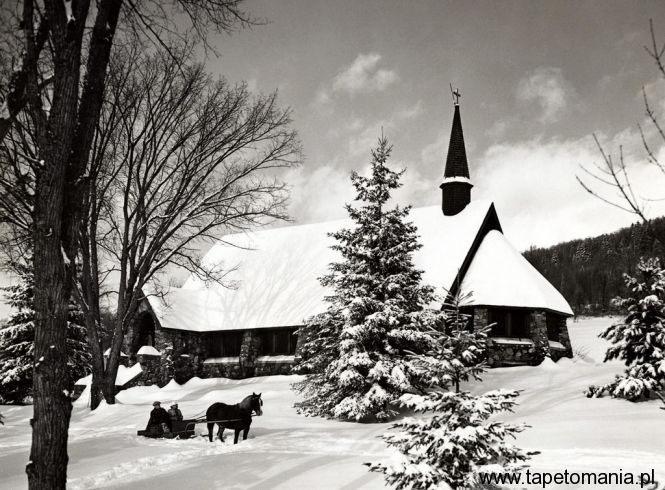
[
  {"x1": 168, "y1": 403, "x2": 183, "y2": 423},
  {"x1": 146, "y1": 401, "x2": 171, "y2": 433}
]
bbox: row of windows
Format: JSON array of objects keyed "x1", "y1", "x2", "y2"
[
  {"x1": 485, "y1": 308, "x2": 562, "y2": 341},
  {"x1": 207, "y1": 328, "x2": 297, "y2": 357}
]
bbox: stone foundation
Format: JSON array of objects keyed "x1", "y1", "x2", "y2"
[
  {"x1": 486, "y1": 338, "x2": 539, "y2": 367},
  {"x1": 473, "y1": 307, "x2": 573, "y2": 367},
  {"x1": 201, "y1": 359, "x2": 242, "y2": 379},
  {"x1": 254, "y1": 356, "x2": 296, "y2": 376}
]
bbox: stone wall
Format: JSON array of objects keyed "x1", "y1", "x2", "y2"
[
  {"x1": 255, "y1": 357, "x2": 295, "y2": 376},
  {"x1": 201, "y1": 360, "x2": 242, "y2": 378},
  {"x1": 529, "y1": 311, "x2": 549, "y2": 363},
  {"x1": 485, "y1": 338, "x2": 539, "y2": 367},
  {"x1": 472, "y1": 307, "x2": 573, "y2": 366},
  {"x1": 123, "y1": 298, "x2": 308, "y2": 384},
  {"x1": 472, "y1": 308, "x2": 488, "y2": 332},
  {"x1": 238, "y1": 330, "x2": 262, "y2": 377}
]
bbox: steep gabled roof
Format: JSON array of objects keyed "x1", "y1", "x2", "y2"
[
  {"x1": 148, "y1": 200, "x2": 573, "y2": 332},
  {"x1": 459, "y1": 230, "x2": 574, "y2": 316},
  {"x1": 149, "y1": 201, "x2": 495, "y2": 332}
]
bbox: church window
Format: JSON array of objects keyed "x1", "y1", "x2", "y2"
[
  {"x1": 208, "y1": 331, "x2": 242, "y2": 357},
  {"x1": 259, "y1": 328, "x2": 297, "y2": 355}
]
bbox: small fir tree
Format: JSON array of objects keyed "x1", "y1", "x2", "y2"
[
  {"x1": 368, "y1": 390, "x2": 535, "y2": 490},
  {"x1": 414, "y1": 294, "x2": 487, "y2": 394},
  {"x1": 586, "y1": 258, "x2": 665, "y2": 401},
  {"x1": 0, "y1": 263, "x2": 91, "y2": 404},
  {"x1": 293, "y1": 136, "x2": 447, "y2": 421},
  {"x1": 370, "y1": 293, "x2": 534, "y2": 489}
]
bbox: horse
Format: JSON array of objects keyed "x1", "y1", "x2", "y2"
[{"x1": 206, "y1": 392, "x2": 263, "y2": 444}]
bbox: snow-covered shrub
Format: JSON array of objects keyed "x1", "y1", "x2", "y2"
[
  {"x1": 368, "y1": 390, "x2": 535, "y2": 489},
  {"x1": 292, "y1": 136, "x2": 447, "y2": 422},
  {"x1": 0, "y1": 262, "x2": 90, "y2": 404},
  {"x1": 586, "y1": 258, "x2": 665, "y2": 401}
]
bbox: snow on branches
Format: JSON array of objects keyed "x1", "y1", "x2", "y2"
[
  {"x1": 0, "y1": 261, "x2": 90, "y2": 404},
  {"x1": 586, "y1": 258, "x2": 665, "y2": 401},
  {"x1": 368, "y1": 390, "x2": 535, "y2": 490},
  {"x1": 293, "y1": 136, "x2": 447, "y2": 421}
]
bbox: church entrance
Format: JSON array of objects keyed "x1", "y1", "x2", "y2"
[{"x1": 133, "y1": 312, "x2": 156, "y2": 351}]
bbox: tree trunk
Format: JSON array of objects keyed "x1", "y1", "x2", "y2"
[
  {"x1": 102, "y1": 377, "x2": 116, "y2": 404},
  {"x1": 89, "y1": 356, "x2": 106, "y2": 410},
  {"x1": 24, "y1": 0, "x2": 88, "y2": 484},
  {"x1": 27, "y1": 160, "x2": 73, "y2": 490}
]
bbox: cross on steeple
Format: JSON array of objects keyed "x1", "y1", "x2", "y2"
[{"x1": 450, "y1": 84, "x2": 461, "y2": 106}]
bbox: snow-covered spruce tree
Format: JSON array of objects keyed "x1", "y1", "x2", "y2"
[
  {"x1": 368, "y1": 390, "x2": 535, "y2": 490},
  {"x1": 0, "y1": 266, "x2": 34, "y2": 404},
  {"x1": 409, "y1": 296, "x2": 487, "y2": 394},
  {"x1": 369, "y1": 293, "x2": 534, "y2": 489},
  {"x1": 586, "y1": 258, "x2": 665, "y2": 401},
  {"x1": 442, "y1": 293, "x2": 488, "y2": 393},
  {"x1": 293, "y1": 136, "x2": 446, "y2": 422},
  {"x1": 0, "y1": 263, "x2": 90, "y2": 404},
  {"x1": 293, "y1": 309, "x2": 344, "y2": 375}
]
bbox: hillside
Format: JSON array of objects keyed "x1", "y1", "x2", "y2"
[{"x1": 523, "y1": 217, "x2": 665, "y2": 315}]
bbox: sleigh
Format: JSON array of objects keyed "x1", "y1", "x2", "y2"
[
  {"x1": 137, "y1": 419, "x2": 198, "y2": 439},
  {"x1": 136, "y1": 417, "x2": 244, "y2": 439}
]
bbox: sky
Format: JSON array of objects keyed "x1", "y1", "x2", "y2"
[
  {"x1": 3, "y1": 0, "x2": 665, "y2": 318},
  {"x1": 201, "y1": 0, "x2": 665, "y2": 249}
]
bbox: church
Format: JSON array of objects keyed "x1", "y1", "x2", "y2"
[{"x1": 123, "y1": 101, "x2": 574, "y2": 383}]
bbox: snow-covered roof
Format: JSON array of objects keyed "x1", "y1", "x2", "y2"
[
  {"x1": 75, "y1": 363, "x2": 143, "y2": 387},
  {"x1": 136, "y1": 345, "x2": 161, "y2": 356},
  {"x1": 103, "y1": 348, "x2": 128, "y2": 357},
  {"x1": 149, "y1": 201, "x2": 493, "y2": 332},
  {"x1": 148, "y1": 200, "x2": 572, "y2": 332},
  {"x1": 458, "y1": 230, "x2": 574, "y2": 316}
]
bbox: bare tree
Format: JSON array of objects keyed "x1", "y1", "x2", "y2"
[
  {"x1": 0, "y1": 1, "x2": 254, "y2": 488},
  {"x1": 78, "y1": 42, "x2": 301, "y2": 409},
  {"x1": 578, "y1": 20, "x2": 665, "y2": 246}
]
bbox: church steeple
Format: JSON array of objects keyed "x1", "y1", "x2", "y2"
[{"x1": 440, "y1": 95, "x2": 472, "y2": 216}]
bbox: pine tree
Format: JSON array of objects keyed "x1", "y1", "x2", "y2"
[
  {"x1": 293, "y1": 309, "x2": 344, "y2": 375},
  {"x1": 293, "y1": 136, "x2": 446, "y2": 422},
  {"x1": 416, "y1": 294, "x2": 487, "y2": 394},
  {"x1": 586, "y1": 258, "x2": 665, "y2": 401},
  {"x1": 369, "y1": 365, "x2": 534, "y2": 490},
  {"x1": 368, "y1": 390, "x2": 535, "y2": 490},
  {"x1": 0, "y1": 265, "x2": 35, "y2": 404},
  {"x1": 369, "y1": 292, "x2": 534, "y2": 489},
  {"x1": 0, "y1": 263, "x2": 91, "y2": 404}
]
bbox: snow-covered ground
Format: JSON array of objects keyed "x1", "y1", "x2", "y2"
[{"x1": 1, "y1": 317, "x2": 664, "y2": 489}]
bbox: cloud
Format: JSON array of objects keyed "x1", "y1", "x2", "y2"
[
  {"x1": 332, "y1": 53, "x2": 398, "y2": 95},
  {"x1": 346, "y1": 101, "x2": 423, "y2": 157},
  {"x1": 517, "y1": 67, "x2": 575, "y2": 123},
  {"x1": 312, "y1": 53, "x2": 398, "y2": 113},
  {"x1": 284, "y1": 163, "x2": 357, "y2": 224},
  {"x1": 474, "y1": 134, "x2": 665, "y2": 250},
  {"x1": 287, "y1": 102, "x2": 426, "y2": 224}
]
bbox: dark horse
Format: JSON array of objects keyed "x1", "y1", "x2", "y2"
[{"x1": 206, "y1": 392, "x2": 263, "y2": 444}]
